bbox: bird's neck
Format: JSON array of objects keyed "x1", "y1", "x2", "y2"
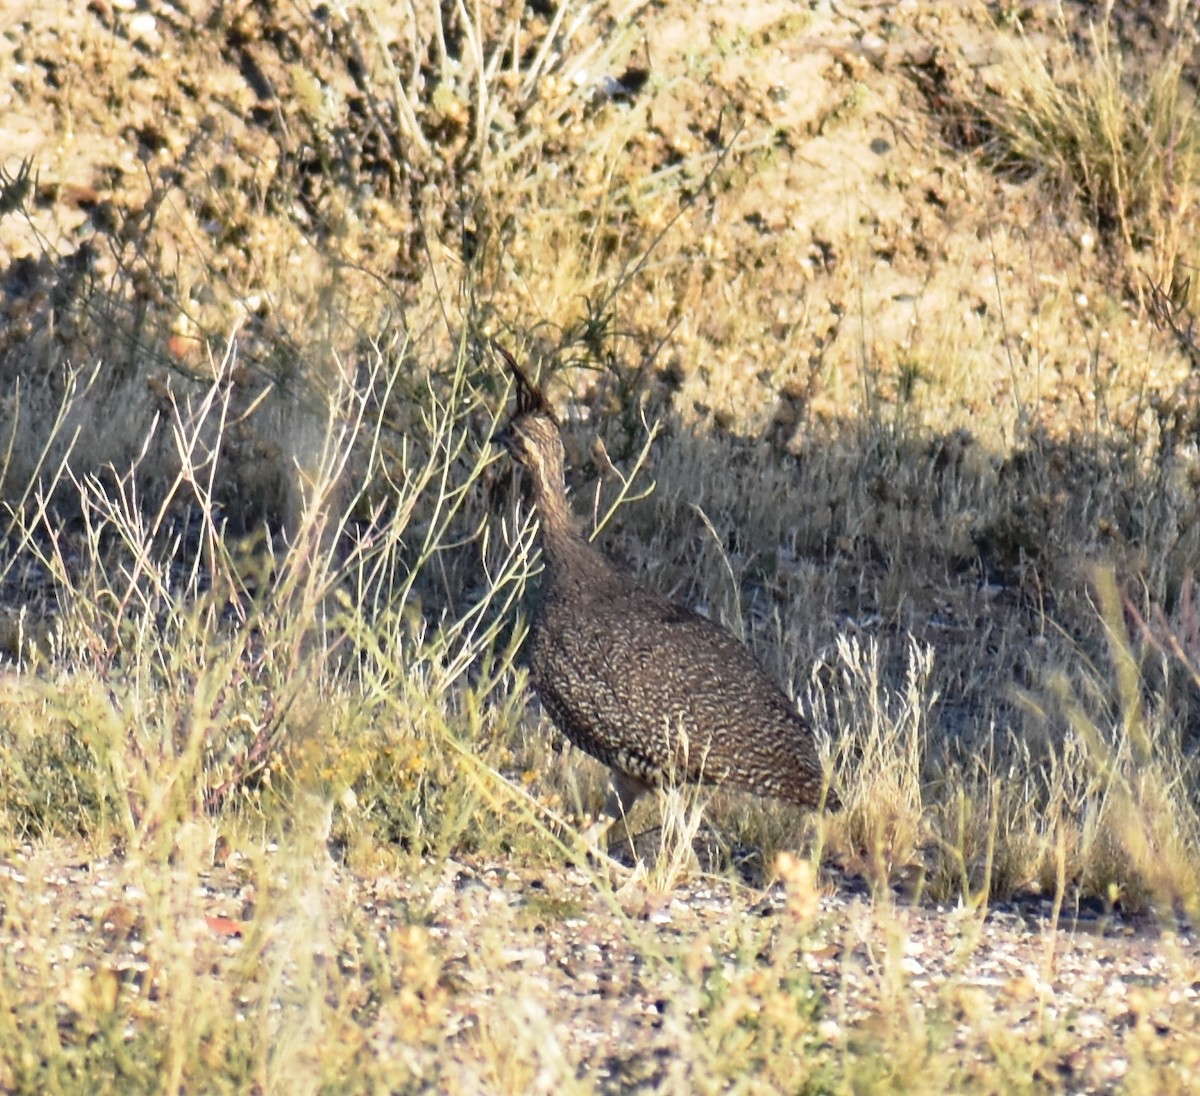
[
  {"x1": 540, "y1": 523, "x2": 619, "y2": 593},
  {"x1": 527, "y1": 449, "x2": 575, "y2": 538},
  {"x1": 534, "y1": 492, "x2": 590, "y2": 575},
  {"x1": 526, "y1": 446, "x2": 621, "y2": 588}
]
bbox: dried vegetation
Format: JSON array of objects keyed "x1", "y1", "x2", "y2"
[{"x1": 1, "y1": 0, "x2": 1200, "y2": 1091}]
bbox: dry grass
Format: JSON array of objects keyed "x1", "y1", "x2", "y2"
[
  {"x1": 972, "y1": 13, "x2": 1200, "y2": 304},
  {"x1": 2, "y1": 0, "x2": 1200, "y2": 1091}
]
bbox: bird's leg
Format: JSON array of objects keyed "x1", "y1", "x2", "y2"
[
  {"x1": 607, "y1": 770, "x2": 652, "y2": 820},
  {"x1": 582, "y1": 770, "x2": 652, "y2": 860}
]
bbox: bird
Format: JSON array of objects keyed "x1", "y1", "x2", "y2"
[{"x1": 494, "y1": 345, "x2": 841, "y2": 850}]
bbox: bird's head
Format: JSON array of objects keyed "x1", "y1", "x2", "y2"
[
  {"x1": 500, "y1": 407, "x2": 562, "y2": 472},
  {"x1": 492, "y1": 344, "x2": 564, "y2": 482}
]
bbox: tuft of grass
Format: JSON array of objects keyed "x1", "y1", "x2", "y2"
[
  {"x1": 812, "y1": 636, "x2": 935, "y2": 895},
  {"x1": 974, "y1": 17, "x2": 1200, "y2": 302},
  {"x1": 1033, "y1": 567, "x2": 1200, "y2": 920}
]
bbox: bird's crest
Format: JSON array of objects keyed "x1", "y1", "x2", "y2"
[{"x1": 493, "y1": 342, "x2": 555, "y2": 422}]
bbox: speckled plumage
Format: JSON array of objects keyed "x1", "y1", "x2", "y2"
[{"x1": 497, "y1": 348, "x2": 840, "y2": 820}]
